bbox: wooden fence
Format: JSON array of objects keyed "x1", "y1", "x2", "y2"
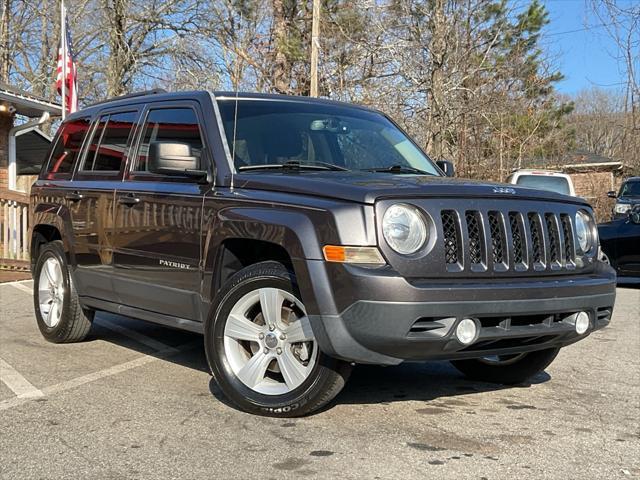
[{"x1": 1, "y1": 190, "x2": 30, "y2": 269}]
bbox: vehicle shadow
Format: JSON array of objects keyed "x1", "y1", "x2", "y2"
[
  {"x1": 86, "y1": 312, "x2": 210, "y2": 373},
  {"x1": 334, "y1": 362, "x2": 550, "y2": 407},
  {"x1": 89, "y1": 312, "x2": 551, "y2": 411}
]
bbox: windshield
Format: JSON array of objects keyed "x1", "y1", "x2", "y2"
[
  {"x1": 619, "y1": 181, "x2": 640, "y2": 197},
  {"x1": 217, "y1": 98, "x2": 440, "y2": 175},
  {"x1": 515, "y1": 174, "x2": 571, "y2": 195}
]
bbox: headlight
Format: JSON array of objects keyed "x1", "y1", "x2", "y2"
[
  {"x1": 575, "y1": 210, "x2": 594, "y2": 253},
  {"x1": 615, "y1": 203, "x2": 631, "y2": 214},
  {"x1": 382, "y1": 204, "x2": 427, "y2": 255}
]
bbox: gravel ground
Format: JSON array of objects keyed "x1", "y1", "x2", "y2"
[{"x1": 0, "y1": 282, "x2": 638, "y2": 480}]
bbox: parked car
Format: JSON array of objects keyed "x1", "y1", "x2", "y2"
[
  {"x1": 599, "y1": 205, "x2": 640, "y2": 284},
  {"x1": 608, "y1": 177, "x2": 640, "y2": 219},
  {"x1": 30, "y1": 90, "x2": 616, "y2": 417},
  {"x1": 506, "y1": 169, "x2": 576, "y2": 196}
]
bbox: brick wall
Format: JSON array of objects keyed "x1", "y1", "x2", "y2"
[{"x1": 568, "y1": 170, "x2": 621, "y2": 222}]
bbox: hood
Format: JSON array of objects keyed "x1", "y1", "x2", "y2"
[
  {"x1": 233, "y1": 171, "x2": 587, "y2": 205},
  {"x1": 617, "y1": 195, "x2": 640, "y2": 204}
]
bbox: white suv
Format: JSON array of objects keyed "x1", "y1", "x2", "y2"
[{"x1": 507, "y1": 169, "x2": 576, "y2": 197}]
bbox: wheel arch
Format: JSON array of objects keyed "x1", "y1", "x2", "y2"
[
  {"x1": 203, "y1": 206, "x2": 324, "y2": 307},
  {"x1": 30, "y1": 204, "x2": 76, "y2": 271}
]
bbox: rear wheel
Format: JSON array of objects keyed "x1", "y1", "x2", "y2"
[
  {"x1": 33, "y1": 240, "x2": 94, "y2": 343},
  {"x1": 205, "y1": 261, "x2": 351, "y2": 417},
  {"x1": 450, "y1": 347, "x2": 560, "y2": 385}
]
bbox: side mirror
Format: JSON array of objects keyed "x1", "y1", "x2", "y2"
[
  {"x1": 436, "y1": 160, "x2": 455, "y2": 177},
  {"x1": 607, "y1": 191, "x2": 617, "y2": 198},
  {"x1": 148, "y1": 141, "x2": 207, "y2": 181},
  {"x1": 630, "y1": 206, "x2": 640, "y2": 225}
]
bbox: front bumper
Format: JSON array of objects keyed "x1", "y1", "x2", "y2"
[{"x1": 300, "y1": 260, "x2": 616, "y2": 365}]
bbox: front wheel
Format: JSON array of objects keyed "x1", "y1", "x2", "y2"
[
  {"x1": 33, "y1": 240, "x2": 94, "y2": 343},
  {"x1": 450, "y1": 347, "x2": 560, "y2": 385},
  {"x1": 205, "y1": 261, "x2": 351, "y2": 417}
]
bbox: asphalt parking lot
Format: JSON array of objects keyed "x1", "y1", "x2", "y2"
[{"x1": 0, "y1": 281, "x2": 638, "y2": 480}]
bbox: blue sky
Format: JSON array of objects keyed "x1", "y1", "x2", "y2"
[{"x1": 541, "y1": 0, "x2": 631, "y2": 95}]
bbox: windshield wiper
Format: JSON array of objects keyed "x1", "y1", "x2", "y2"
[
  {"x1": 363, "y1": 165, "x2": 435, "y2": 175},
  {"x1": 238, "y1": 161, "x2": 349, "y2": 172}
]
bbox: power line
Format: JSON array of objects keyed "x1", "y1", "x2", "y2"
[{"x1": 545, "y1": 21, "x2": 617, "y2": 37}]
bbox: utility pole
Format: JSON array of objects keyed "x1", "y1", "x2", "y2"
[
  {"x1": 309, "y1": 0, "x2": 320, "y2": 97},
  {"x1": 0, "y1": 0, "x2": 11, "y2": 82},
  {"x1": 60, "y1": 0, "x2": 66, "y2": 120}
]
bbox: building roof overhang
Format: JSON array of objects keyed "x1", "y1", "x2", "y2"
[{"x1": 0, "y1": 82, "x2": 62, "y2": 117}]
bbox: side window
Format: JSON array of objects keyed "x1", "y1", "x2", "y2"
[
  {"x1": 136, "y1": 108, "x2": 203, "y2": 172},
  {"x1": 82, "y1": 111, "x2": 137, "y2": 172},
  {"x1": 45, "y1": 117, "x2": 91, "y2": 176}
]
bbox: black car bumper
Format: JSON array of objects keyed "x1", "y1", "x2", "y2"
[{"x1": 301, "y1": 261, "x2": 617, "y2": 365}]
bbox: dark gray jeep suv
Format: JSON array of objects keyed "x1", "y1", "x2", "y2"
[{"x1": 30, "y1": 90, "x2": 616, "y2": 416}]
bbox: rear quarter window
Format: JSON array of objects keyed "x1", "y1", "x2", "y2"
[
  {"x1": 44, "y1": 117, "x2": 91, "y2": 177},
  {"x1": 81, "y1": 111, "x2": 137, "y2": 172}
]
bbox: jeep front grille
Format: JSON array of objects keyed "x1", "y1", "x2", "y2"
[{"x1": 440, "y1": 209, "x2": 577, "y2": 273}]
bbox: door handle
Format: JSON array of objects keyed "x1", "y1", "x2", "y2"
[
  {"x1": 118, "y1": 194, "x2": 140, "y2": 206},
  {"x1": 65, "y1": 191, "x2": 84, "y2": 202}
]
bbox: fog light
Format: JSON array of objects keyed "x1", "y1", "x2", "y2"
[
  {"x1": 455, "y1": 318, "x2": 478, "y2": 345},
  {"x1": 575, "y1": 311, "x2": 590, "y2": 334}
]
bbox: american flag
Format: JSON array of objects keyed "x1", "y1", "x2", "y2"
[{"x1": 55, "y1": 7, "x2": 78, "y2": 115}]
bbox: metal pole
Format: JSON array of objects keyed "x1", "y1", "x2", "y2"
[
  {"x1": 60, "y1": 0, "x2": 66, "y2": 119},
  {"x1": 309, "y1": 0, "x2": 320, "y2": 97}
]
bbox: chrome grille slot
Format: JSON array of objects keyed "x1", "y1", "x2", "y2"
[
  {"x1": 509, "y1": 212, "x2": 526, "y2": 266},
  {"x1": 545, "y1": 213, "x2": 561, "y2": 264},
  {"x1": 488, "y1": 211, "x2": 505, "y2": 266},
  {"x1": 560, "y1": 214, "x2": 575, "y2": 265},
  {"x1": 465, "y1": 211, "x2": 483, "y2": 265},
  {"x1": 441, "y1": 210, "x2": 460, "y2": 265},
  {"x1": 528, "y1": 213, "x2": 544, "y2": 265}
]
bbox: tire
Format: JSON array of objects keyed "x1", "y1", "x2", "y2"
[
  {"x1": 205, "y1": 261, "x2": 351, "y2": 417},
  {"x1": 33, "y1": 240, "x2": 94, "y2": 343},
  {"x1": 450, "y1": 347, "x2": 560, "y2": 385}
]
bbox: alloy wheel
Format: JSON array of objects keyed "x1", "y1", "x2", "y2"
[
  {"x1": 38, "y1": 256, "x2": 65, "y2": 328},
  {"x1": 223, "y1": 287, "x2": 317, "y2": 395}
]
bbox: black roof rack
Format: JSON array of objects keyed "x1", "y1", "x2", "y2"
[{"x1": 86, "y1": 89, "x2": 168, "y2": 108}]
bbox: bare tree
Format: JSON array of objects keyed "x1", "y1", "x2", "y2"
[{"x1": 589, "y1": 0, "x2": 640, "y2": 174}]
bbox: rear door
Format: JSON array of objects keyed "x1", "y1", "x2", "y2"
[
  {"x1": 70, "y1": 109, "x2": 140, "y2": 300},
  {"x1": 112, "y1": 102, "x2": 210, "y2": 321}
]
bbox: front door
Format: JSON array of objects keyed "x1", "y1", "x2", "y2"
[{"x1": 112, "y1": 104, "x2": 210, "y2": 321}]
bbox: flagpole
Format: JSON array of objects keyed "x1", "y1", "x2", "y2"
[{"x1": 60, "y1": 0, "x2": 66, "y2": 120}]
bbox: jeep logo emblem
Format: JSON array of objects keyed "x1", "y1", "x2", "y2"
[{"x1": 493, "y1": 187, "x2": 516, "y2": 194}]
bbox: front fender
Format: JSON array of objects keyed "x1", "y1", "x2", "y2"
[
  {"x1": 209, "y1": 206, "x2": 322, "y2": 261},
  {"x1": 201, "y1": 197, "x2": 377, "y2": 317},
  {"x1": 202, "y1": 203, "x2": 343, "y2": 316}
]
